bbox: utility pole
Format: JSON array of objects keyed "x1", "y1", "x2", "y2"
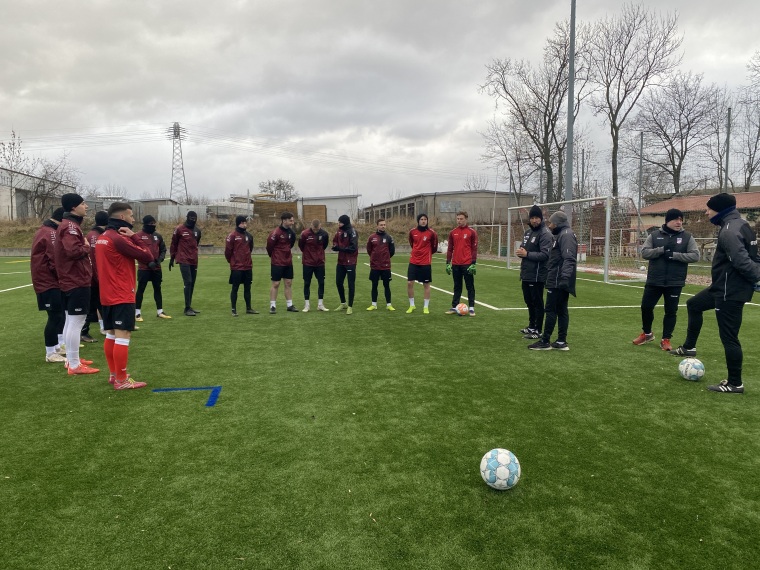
[
  {"x1": 564, "y1": 0, "x2": 577, "y2": 224},
  {"x1": 167, "y1": 122, "x2": 188, "y2": 202}
]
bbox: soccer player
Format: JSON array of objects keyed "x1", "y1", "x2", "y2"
[
  {"x1": 225, "y1": 215, "x2": 258, "y2": 316},
  {"x1": 266, "y1": 212, "x2": 298, "y2": 313},
  {"x1": 528, "y1": 211, "x2": 577, "y2": 351},
  {"x1": 96, "y1": 202, "x2": 154, "y2": 390},
  {"x1": 445, "y1": 211, "x2": 478, "y2": 316},
  {"x1": 516, "y1": 205, "x2": 552, "y2": 339},
  {"x1": 366, "y1": 219, "x2": 396, "y2": 311},
  {"x1": 169, "y1": 211, "x2": 202, "y2": 316},
  {"x1": 135, "y1": 215, "x2": 171, "y2": 321},
  {"x1": 82, "y1": 210, "x2": 108, "y2": 342},
  {"x1": 31, "y1": 207, "x2": 66, "y2": 363},
  {"x1": 632, "y1": 208, "x2": 699, "y2": 351},
  {"x1": 670, "y1": 194, "x2": 760, "y2": 394},
  {"x1": 55, "y1": 193, "x2": 99, "y2": 374},
  {"x1": 299, "y1": 219, "x2": 330, "y2": 312},
  {"x1": 406, "y1": 213, "x2": 438, "y2": 314},
  {"x1": 332, "y1": 214, "x2": 359, "y2": 315}
]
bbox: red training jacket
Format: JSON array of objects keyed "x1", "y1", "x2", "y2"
[
  {"x1": 170, "y1": 223, "x2": 201, "y2": 265},
  {"x1": 298, "y1": 228, "x2": 329, "y2": 267},
  {"x1": 366, "y1": 231, "x2": 395, "y2": 270},
  {"x1": 266, "y1": 225, "x2": 296, "y2": 266},
  {"x1": 86, "y1": 227, "x2": 105, "y2": 283},
  {"x1": 408, "y1": 227, "x2": 439, "y2": 265},
  {"x1": 446, "y1": 225, "x2": 478, "y2": 266},
  {"x1": 54, "y1": 215, "x2": 92, "y2": 292},
  {"x1": 30, "y1": 220, "x2": 60, "y2": 294},
  {"x1": 96, "y1": 228, "x2": 154, "y2": 306},
  {"x1": 225, "y1": 229, "x2": 254, "y2": 271},
  {"x1": 134, "y1": 230, "x2": 167, "y2": 271},
  {"x1": 333, "y1": 227, "x2": 359, "y2": 266}
]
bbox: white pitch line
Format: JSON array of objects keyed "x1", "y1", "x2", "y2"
[
  {"x1": 0, "y1": 271, "x2": 30, "y2": 275},
  {"x1": 0, "y1": 284, "x2": 32, "y2": 293},
  {"x1": 364, "y1": 263, "x2": 501, "y2": 310}
]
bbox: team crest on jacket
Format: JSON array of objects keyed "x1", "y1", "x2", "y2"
[
  {"x1": 531, "y1": 237, "x2": 536, "y2": 243},
  {"x1": 423, "y1": 236, "x2": 427, "y2": 241},
  {"x1": 676, "y1": 238, "x2": 682, "y2": 244}
]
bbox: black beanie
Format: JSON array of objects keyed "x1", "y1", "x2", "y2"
[
  {"x1": 51, "y1": 207, "x2": 65, "y2": 222},
  {"x1": 187, "y1": 210, "x2": 197, "y2": 219},
  {"x1": 416, "y1": 213, "x2": 428, "y2": 223},
  {"x1": 95, "y1": 211, "x2": 109, "y2": 226},
  {"x1": 142, "y1": 215, "x2": 156, "y2": 225},
  {"x1": 338, "y1": 215, "x2": 351, "y2": 226},
  {"x1": 61, "y1": 193, "x2": 84, "y2": 212},
  {"x1": 235, "y1": 215, "x2": 247, "y2": 227},
  {"x1": 664, "y1": 209, "x2": 683, "y2": 223},
  {"x1": 529, "y1": 205, "x2": 543, "y2": 220},
  {"x1": 706, "y1": 193, "x2": 736, "y2": 213}
]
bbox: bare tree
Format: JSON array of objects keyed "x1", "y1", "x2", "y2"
[
  {"x1": 30, "y1": 152, "x2": 81, "y2": 217},
  {"x1": 0, "y1": 130, "x2": 39, "y2": 220},
  {"x1": 184, "y1": 193, "x2": 213, "y2": 205},
  {"x1": 461, "y1": 174, "x2": 490, "y2": 192},
  {"x1": 626, "y1": 71, "x2": 716, "y2": 194},
  {"x1": 748, "y1": 51, "x2": 760, "y2": 86},
  {"x1": 258, "y1": 179, "x2": 298, "y2": 201},
  {"x1": 736, "y1": 85, "x2": 760, "y2": 190},
  {"x1": 587, "y1": 3, "x2": 682, "y2": 197},
  {"x1": 481, "y1": 117, "x2": 538, "y2": 200},
  {"x1": 481, "y1": 21, "x2": 590, "y2": 203}
]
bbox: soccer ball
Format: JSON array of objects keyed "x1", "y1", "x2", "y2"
[
  {"x1": 456, "y1": 303, "x2": 468, "y2": 316},
  {"x1": 480, "y1": 448, "x2": 521, "y2": 490},
  {"x1": 678, "y1": 358, "x2": 705, "y2": 381}
]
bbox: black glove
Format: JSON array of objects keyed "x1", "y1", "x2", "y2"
[
  {"x1": 148, "y1": 261, "x2": 158, "y2": 270},
  {"x1": 558, "y1": 279, "x2": 570, "y2": 291},
  {"x1": 168, "y1": 258, "x2": 175, "y2": 271},
  {"x1": 331, "y1": 246, "x2": 341, "y2": 252},
  {"x1": 663, "y1": 247, "x2": 674, "y2": 260}
]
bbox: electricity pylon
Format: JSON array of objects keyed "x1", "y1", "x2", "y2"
[{"x1": 167, "y1": 122, "x2": 188, "y2": 202}]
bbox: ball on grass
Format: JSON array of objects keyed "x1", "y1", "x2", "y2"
[
  {"x1": 480, "y1": 448, "x2": 521, "y2": 490},
  {"x1": 678, "y1": 358, "x2": 705, "y2": 381}
]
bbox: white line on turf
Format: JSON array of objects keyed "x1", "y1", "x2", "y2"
[
  {"x1": 0, "y1": 271, "x2": 30, "y2": 275},
  {"x1": 0, "y1": 284, "x2": 32, "y2": 293}
]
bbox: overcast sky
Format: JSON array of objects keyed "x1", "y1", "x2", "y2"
[{"x1": 1, "y1": 0, "x2": 758, "y2": 205}]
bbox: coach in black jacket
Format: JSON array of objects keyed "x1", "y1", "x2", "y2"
[
  {"x1": 633, "y1": 209, "x2": 699, "y2": 351},
  {"x1": 517, "y1": 205, "x2": 553, "y2": 338},
  {"x1": 671, "y1": 194, "x2": 760, "y2": 394},
  {"x1": 528, "y1": 211, "x2": 577, "y2": 351}
]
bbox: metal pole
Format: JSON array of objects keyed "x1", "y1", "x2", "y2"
[
  {"x1": 604, "y1": 196, "x2": 611, "y2": 283},
  {"x1": 637, "y1": 132, "x2": 644, "y2": 255},
  {"x1": 564, "y1": 0, "x2": 577, "y2": 222},
  {"x1": 724, "y1": 107, "x2": 732, "y2": 192}
]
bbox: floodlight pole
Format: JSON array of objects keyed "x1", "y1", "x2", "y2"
[
  {"x1": 564, "y1": 0, "x2": 577, "y2": 225},
  {"x1": 723, "y1": 107, "x2": 732, "y2": 192}
]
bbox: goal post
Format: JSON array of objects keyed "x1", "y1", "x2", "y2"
[{"x1": 506, "y1": 196, "x2": 647, "y2": 284}]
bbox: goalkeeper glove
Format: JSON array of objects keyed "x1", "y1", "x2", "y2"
[
  {"x1": 148, "y1": 261, "x2": 158, "y2": 270},
  {"x1": 558, "y1": 279, "x2": 570, "y2": 291},
  {"x1": 467, "y1": 263, "x2": 477, "y2": 275},
  {"x1": 445, "y1": 263, "x2": 452, "y2": 275}
]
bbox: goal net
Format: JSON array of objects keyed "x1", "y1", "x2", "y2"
[{"x1": 504, "y1": 196, "x2": 646, "y2": 283}]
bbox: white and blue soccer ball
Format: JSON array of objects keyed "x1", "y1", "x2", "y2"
[
  {"x1": 678, "y1": 358, "x2": 705, "y2": 381},
  {"x1": 480, "y1": 448, "x2": 521, "y2": 490}
]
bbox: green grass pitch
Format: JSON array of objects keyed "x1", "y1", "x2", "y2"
[{"x1": 2, "y1": 253, "x2": 760, "y2": 569}]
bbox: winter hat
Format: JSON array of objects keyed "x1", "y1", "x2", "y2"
[
  {"x1": 235, "y1": 215, "x2": 247, "y2": 226},
  {"x1": 51, "y1": 207, "x2": 65, "y2": 222},
  {"x1": 142, "y1": 214, "x2": 156, "y2": 225},
  {"x1": 549, "y1": 211, "x2": 568, "y2": 225},
  {"x1": 664, "y1": 209, "x2": 683, "y2": 223},
  {"x1": 95, "y1": 211, "x2": 109, "y2": 226},
  {"x1": 186, "y1": 210, "x2": 198, "y2": 219},
  {"x1": 416, "y1": 213, "x2": 428, "y2": 223},
  {"x1": 529, "y1": 205, "x2": 543, "y2": 220},
  {"x1": 338, "y1": 214, "x2": 351, "y2": 226},
  {"x1": 706, "y1": 193, "x2": 736, "y2": 213},
  {"x1": 61, "y1": 193, "x2": 85, "y2": 212}
]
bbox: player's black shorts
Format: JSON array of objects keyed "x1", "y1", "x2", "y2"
[
  {"x1": 369, "y1": 269, "x2": 392, "y2": 282},
  {"x1": 407, "y1": 263, "x2": 432, "y2": 283},
  {"x1": 302, "y1": 265, "x2": 325, "y2": 282},
  {"x1": 101, "y1": 303, "x2": 137, "y2": 331},
  {"x1": 63, "y1": 287, "x2": 91, "y2": 315},
  {"x1": 271, "y1": 264, "x2": 294, "y2": 282},
  {"x1": 37, "y1": 288, "x2": 64, "y2": 312},
  {"x1": 137, "y1": 269, "x2": 163, "y2": 285},
  {"x1": 229, "y1": 269, "x2": 253, "y2": 285}
]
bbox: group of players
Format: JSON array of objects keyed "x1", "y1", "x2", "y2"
[
  {"x1": 515, "y1": 194, "x2": 760, "y2": 394},
  {"x1": 31, "y1": 197, "x2": 483, "y2": 390},
  {"x1": 32, "y1": 191, "x2": 757, "y2": 394}
]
